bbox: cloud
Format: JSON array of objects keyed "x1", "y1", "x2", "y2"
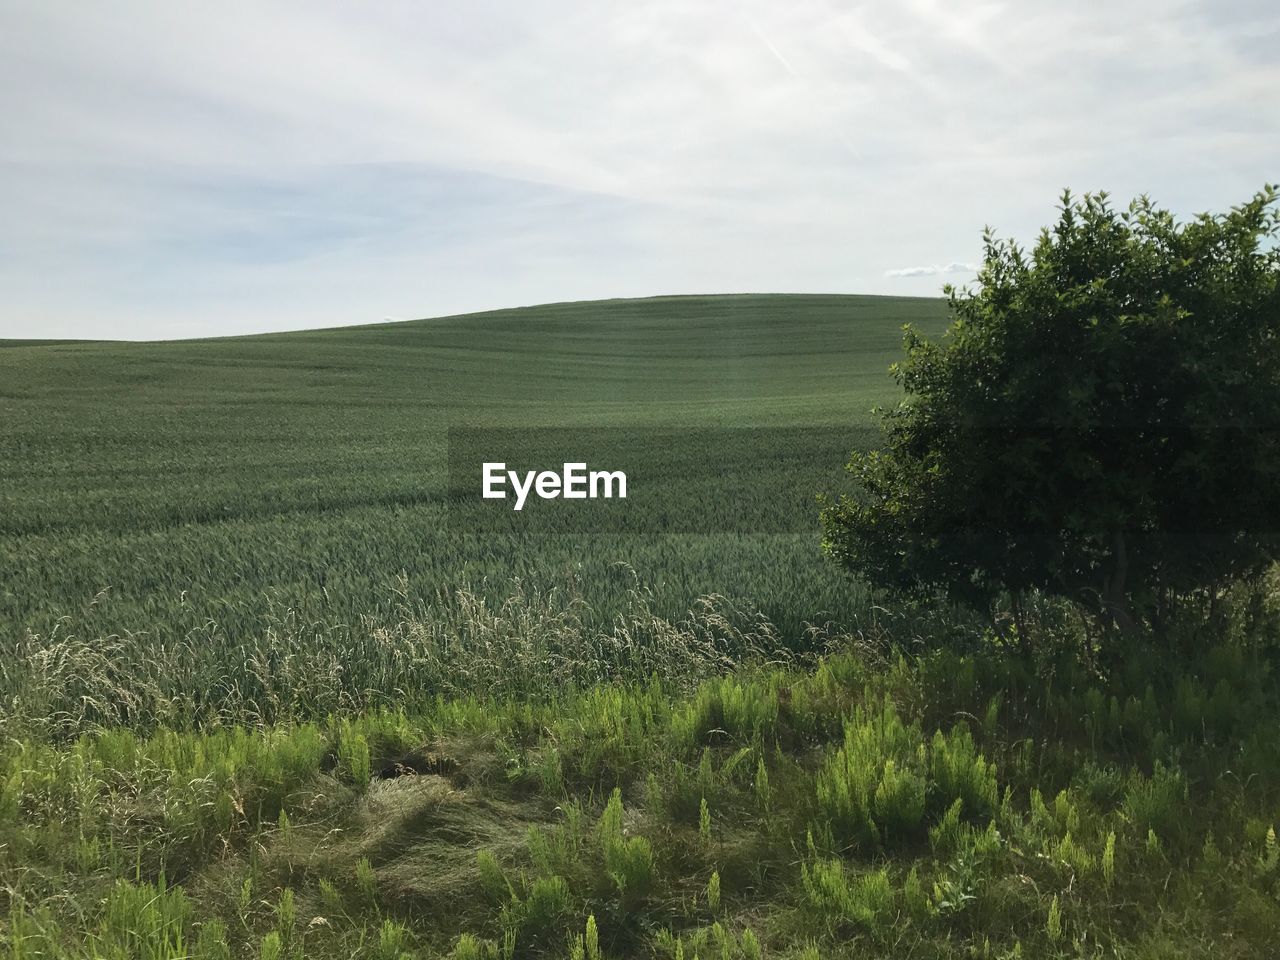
[
  {"x1": 885, "y1": 263, "x2": 978, "y2": 278},
  {"x1": 0, "y1": 1, "x2": 1276, "y2": 338}
]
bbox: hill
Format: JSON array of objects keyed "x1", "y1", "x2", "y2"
[{"x1": 0, "y1": 294, "x2": 949, "y2": 644}]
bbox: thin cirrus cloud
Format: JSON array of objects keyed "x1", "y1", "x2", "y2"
[
  {"x1": 0, "y1": 0, "x2": 1276, "y2": 340},
  {"x1": 885, "y1": 262, "x2": 978, "y2": 279}
]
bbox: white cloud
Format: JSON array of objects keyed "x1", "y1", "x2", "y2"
[
  {"x1": 0, "y1": 0, "x2": 1276, "y2": 338},
  {"x1": 885, "y1": 262, "x2": 978, "y2": 278}
]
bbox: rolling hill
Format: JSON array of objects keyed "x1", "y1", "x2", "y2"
[{"x1": 0, "y1": 294, "x2": 949, "y2": 642}]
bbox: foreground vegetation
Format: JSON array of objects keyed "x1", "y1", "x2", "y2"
[
  {"x1": 6, "y1": 198, "x2": 1279, "y2": 955},
  {"x1": 3, "y1": 578, "x2": 1279, "y2": 958}
]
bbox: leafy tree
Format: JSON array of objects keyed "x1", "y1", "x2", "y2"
[{"x1": 823, "y1": 188, "x2": 1280, "y2": 637}]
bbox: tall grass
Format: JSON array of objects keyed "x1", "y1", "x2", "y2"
[
  {"x1": 4, "y1": 572, "x2": 1280, "y2": 957},
  {"x1": 1, "y1": 576, "x2": 787, "y2": 739},
  {"x1": 2, "y1": 595, "x2": 1279, "y2": 956}
]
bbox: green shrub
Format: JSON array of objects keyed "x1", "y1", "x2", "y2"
[
  {"x1": 91, "y1": 876, "x2": 193, "y2": 960},
  {"x1": 928, "y1": 725, "x2": 998, "y2": 818},
  {"x1": 823, "y1": 187, "x2": 1280, "y2": 639},
  {"x1": 815, "y1": 699, "x2": 998, "y2": 853},
  {"x1": 599, "y1": 789, "x2": 656, "y2": 904},
  {"x1": 814, "y1": 699, "x2": 920, "y2": 851},
  {"x1": 503, "y1": 875, "x2": 573, "y2": 951},
  {"x1": 338, "y1": 728, "x2": 372, "y2": 787},
  {"x1": 873, "y1": 758, "x2": 926, "y2": 843},
  {"x1": 259, "y1": 931, "x2": 283, "y2": 960},
  {"x1": 1046, "y1": 895, "x2": 1063, "y2": 943},
  {"x1": 1102, "y1": 831, "x2": 1117, "y2": 889},
  {"x1": 478, "y1": 849, "x2": 511, "y2": 902},
  {"x1": 1123, "y1": 763, "x2": 1187, "y2": 845},
  {"x1": 355, "y1": 856, "x2": 379, "y2": 903},
  {"x1": 376, "y1": 919, "x2": 413, "y2": 960},
  {"x1": 928, "y1": 798, "x2": 966, "y2": 855},
  {"x1": 801, "y1": 859, "x2": 895, "y2": 935},
  {"x1": 454, "y1": 933, "x2": 500, "y2": 960},
  {"x1": 672, "y1": 676, "x2": 780, "y2": 750}
]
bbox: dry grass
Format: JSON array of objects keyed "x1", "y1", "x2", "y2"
[{"x1": 1, "y1": 574, "x2": 790, "y2": 739}]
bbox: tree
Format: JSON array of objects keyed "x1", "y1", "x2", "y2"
[{"x1": 822, "y1": 188, "x2": 1280, "y2": 638}]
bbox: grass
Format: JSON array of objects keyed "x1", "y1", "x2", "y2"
[
  {"x1": 5, "y1": 293, "x2": 1278, "y2": 955},
  {"x1": 2, "y1": 583, "x2": 1279, "y2": 958},
  {"x1": 0, "y1": 577, "x2": 787, "y2": 737},
  {"x1": 0, "y1": 294, "x2": 948, "y2": 646}
]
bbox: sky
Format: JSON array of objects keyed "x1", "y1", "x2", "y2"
[{"x1": 0, "y1": 1, "x2": 1276, "y2": 340}]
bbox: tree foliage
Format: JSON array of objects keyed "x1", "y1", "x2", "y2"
[{"x1": 823, "y1": 188, "x2": 1280, "y2": 633}]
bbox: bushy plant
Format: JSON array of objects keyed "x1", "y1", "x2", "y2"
[
  {"x1": 503, "y1": 874, "x2": 574, "y2": 951},
  {"x1": 814, "y1": 699, "x2": 999, "y2": 852},
  {"x1": 1122, "y1": 762, "x2": 1187, "y2": 845},
  {"x1": 814, "y1": 699, "x2": 922, "y2": 851},
  {"x1": 824, "y1": 187, "x2": 1280, "y2": 638},
  {"x1": 800, "y1": 859, "x2": 895, "y2": 935},
  {"x1": 599, "y1": 789, "x2": 656, "y2": 905},
  {"x1": 91, "y1": 876, "x2": 193, "y2": 960}
]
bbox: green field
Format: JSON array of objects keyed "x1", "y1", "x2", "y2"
[
  {"x1": 4, "y1": 293, "x2": 1280, "y2": 958},
  {"x1": 0, "y1": 294, "x2": 949, "y2": 645}
]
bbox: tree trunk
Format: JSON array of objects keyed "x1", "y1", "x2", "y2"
[
  {"x1": 1104, "y1": 529, "x2": 1135, "y2": 634},
  {"x1": 1010, "y1": 590, "x2": 1031, "y2": 657}
]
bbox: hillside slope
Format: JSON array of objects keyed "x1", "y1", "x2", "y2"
[{"x1": 0, "y1": 294, "x2": 948, "y2": 641}]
